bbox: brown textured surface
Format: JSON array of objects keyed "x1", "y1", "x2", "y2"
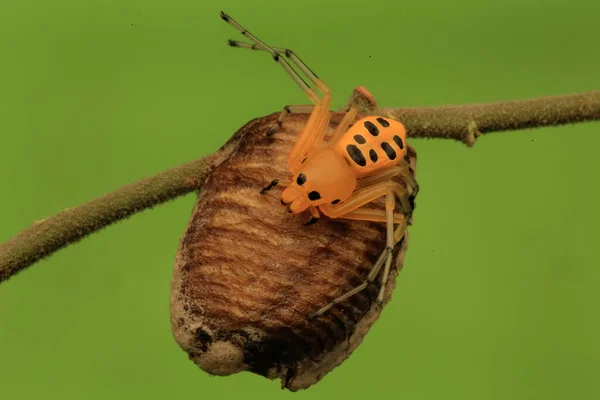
[{"x1": 170, "y1": 111, "x2": 418, "y2": 390}]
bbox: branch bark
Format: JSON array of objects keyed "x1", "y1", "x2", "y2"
[
  {"x1": 1, "y1": 90, "x2": 599, "y2": 283},
  {"x1": 0, "y1": 156, "x2": 217, "y2": 282},
  {"x1": 385, "y1": 91, "x2": 600, "y2": 146}
]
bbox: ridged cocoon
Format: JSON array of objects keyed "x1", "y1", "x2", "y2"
[{"x1": 170, "y1": 112, "x2": 418, "y2": 391}]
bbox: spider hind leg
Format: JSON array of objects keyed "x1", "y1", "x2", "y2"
[{"x1": 312, "y1": 181, "x2": 410, "y2": 318}]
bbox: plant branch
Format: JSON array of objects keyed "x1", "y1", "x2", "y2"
[
  {"x1": 383, "y1": 91, "x2": 600, "y2": 146},
  {"x1": 1, "y1": 91, "x2": 599, "y2": 283},
  {"x1": 0, "y1": 156, "x2": 217, "y2": 283}
]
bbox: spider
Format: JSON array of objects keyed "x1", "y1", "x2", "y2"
[{"x1": 220, "y1": 12, "x2": 419, "y2": 318}]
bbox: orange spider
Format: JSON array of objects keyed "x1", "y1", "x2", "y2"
[{"x1": 220, "y1": 12, "x2": 419, "y2": 318}]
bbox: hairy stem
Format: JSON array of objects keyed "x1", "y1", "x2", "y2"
[
  {"x1": 1, "y1": 91, "x2": 599, "y2": 283},
  {"x1": 383, "y1": 91, "x2": 600, "y2": 146},
  {"x1": 0, "y1": 156, "x2": 216, "y2": 282}
]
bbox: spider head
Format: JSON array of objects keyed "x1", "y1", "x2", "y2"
[{"x1": 281, "y1": 149, "x2": 357, "y2": 214}]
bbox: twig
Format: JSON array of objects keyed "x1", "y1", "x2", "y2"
[
  {"x1": 0, "y1": 156, "x2": 216, "y2": 283},
  {"x1": 384, "y1": 91, "x2": 600, "y2": 146},
  {"x1": 1, "y1": 91, "x2": 599, "y2": 283}
]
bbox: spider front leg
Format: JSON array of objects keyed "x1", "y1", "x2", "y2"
[
  {"x1": 222, "y1": 12, "x2": 329, "y2": 108},
  {"x1": 267, "y1": 87, "x2": 364, "y2": 138},
  {"x1": 267, "y1": 104, "x2": 315, "y2": 136},
  {"x1": 260, "y1": 179, "x2": 283, "y2": 194},
  {"x1": 221, "y1": 12, "x2": 333, "y2": 165},
  {"x1": 265, "y1": 88, "x2": 368, "y2": 139},
  {"x1": 287, "y1": 92, "x2": 332, "y2": 173},
  {"x1": 305, "y1": 206, "x2": 320, "y2": 225},
  {"x1": 266, "y1": 98, "x2": 356, "y2": 139},
  {"x1": 226, "y1": 40, "x2": 319, "y2": 136},
  {"x1": 311, "y1": 180, "x2": 412, "y2": 318}
]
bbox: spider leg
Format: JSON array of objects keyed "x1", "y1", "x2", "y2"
[
  {"x1": 227, "y1": 40, "x2": 317, "y2": 136},
  {"x1": 331, "y1": 209, "x2": 407, "y2": 243},
  {"x1": 260, "y1": 177, "x2": 292, "y2": 195},
  {"x1": 267, "y1": 99, "x2": 358, "y2": 140},
  {"x1": 260, "y1": 179, "x2": 280, "y2": 194},
  {"x1": 221, "y1": 12, "x2": 334, "y2": 165},
  {"x1": 325, "y1": 85, "x2": 383, "y2": 148},
  {"x1": 311, "y1": 182, "x2": 408, "y2": 318},
  {"x1": 267, "y1": 104, "x2": 315, "y2": 136},
  {"x1": 223, "y1": 22, "x2": 333, "y2": 136},
  {"x1": 326, "y1": 102, "x2": 359, "y2": 148},
  {"x1": 224, "y1": 24, "x2": 382, "y2": 145},
  {"x1": 357, "y1": 163, "x2": 419, "y2": 200},
  {"x1": 226, "y1": 40, "x2": 324, "y2": 92},
  {"x1": 309, "y1": 214, "x2": 407, "y2": 318},
  {"x1": 309, "y1": 245, "x2": 390, "y2": 318},
  {"x1": 220, "y1": 12, "x2": 325, "y2": 104},
  {"x1": 228, "y1": 41, "x2": 374, "y2": 139},
  {"x1": 325, "y1": 177, "x2": 413, "y2": 218},
  {"x1": 305, "y1": 206, "x2": 321, "y2": 225},
  {"x1": 310, "y1": 180, "x2": 412, "y2": 318},
  {"x1": 287, "y1": 92, "x2": 331, "y2": 173}
]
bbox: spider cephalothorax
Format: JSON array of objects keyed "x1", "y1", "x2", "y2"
[{"x1": 281, "y1": 148, "x2": 357, "y2": 214}]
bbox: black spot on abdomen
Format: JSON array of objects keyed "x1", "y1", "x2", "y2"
[
  {"x1": 353, "y1": 134, "x2": 366, "y2": 144},
  {"x1": 381, "y1": 142, "x2": 397, "y2": 160},
  {"x1": 364, "y1": 121, "x2": 379, "y2": 136},
  {"x1": 369, "y1": 149, "x2": 378, "y2": 162},
  {"x1": 393, "y1": 135, "x2": 404, "y2": 150},
  {"x1": 376, "y1": 117, "x2": 390, "y2": 127},
  {"x1": 346, "y1": 144, "x2": 367, "y2": 167}
]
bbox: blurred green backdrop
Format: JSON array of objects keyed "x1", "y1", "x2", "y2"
[{"x1": 1, "y1": 0, "x2": 599, "y2": 399}]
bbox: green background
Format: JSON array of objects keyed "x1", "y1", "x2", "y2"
[{"x1": 1, "y1": 0, "x2": 599, "y2": 399}]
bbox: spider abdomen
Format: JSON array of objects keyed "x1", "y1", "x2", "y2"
[{"x1": 334, "y1": 116, "x2": 408, "y2": 179}]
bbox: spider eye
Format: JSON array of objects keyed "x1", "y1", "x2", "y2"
[
  {"x1": 308, "y1": 191, "x2": 321, "y2": 201},
  {"x1": 331, "y1": 199, "x2": 341, "y2": 204},
  {"x1": 296, "y1": 173, "x2": 307, "y2": 186}
]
